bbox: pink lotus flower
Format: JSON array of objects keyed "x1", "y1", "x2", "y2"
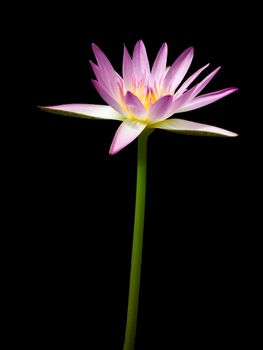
[
  {"x1": 42, "y1": 40, "x2": 238, "y2": 154},
  {"x1": 41, "y1": 40, "x2": 238, "y2": 350}
]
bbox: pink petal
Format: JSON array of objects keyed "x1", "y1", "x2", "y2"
[
  {"x1": 176, "y1": 87, "x2": 238, "y2": 113},
  {"x1": 132, "y1": 40, "x2": 150, "y2": 82},
  {"x1": 92, "y1": 80, "x2": 127, "y2": 116},
  {"x1": 170, "y1": 67, "x2": 222, "y2": 114},
  {"x1": 122, "y1": 45, "x2": 135, "y2": 90},
  {"x1": 149, "y1": 95, "x2": 173, "y2": 122},
  {"x1": 39, "y1": 104, "x2": 125, "y2": 120},
  {"x1": 150, "y1": 43, "x2": 168, "y2": 85},
  {"x1": 163, "y1": 47, "x2": 194, "y2": 93},
  {"x1": 174, "y1": 63, "x2": 210, "y2": 97},
  {"x1": 109, "y1": 120, "x2": 147, "y2": 155},
  {"x1": 92, "y1": 43, "x2": 115, "y2": 75},
  {"x1": 169, "y1": 84, "x2": 203, "y2": 116},
  {"x1": 89, "y1": 60, "x2": 109, "y2": 91},
  {"x1": 154, "y1": 118, "x2": 238, "y2": 137},
  {"x1": 124, "y1": 91, "x2": 146, "y2": 119},
  {"x1": 92, "y1": 43, "x2": 121, "y2": 94},
  {"x1": 190, "y1": 66, "x2": 221, "y2": 98}
]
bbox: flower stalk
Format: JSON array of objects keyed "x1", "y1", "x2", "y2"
[{"x1": 123, "y1": 131, "x2": 149, "y2": 350}]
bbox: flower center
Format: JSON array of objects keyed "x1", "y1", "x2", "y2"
[
  {"x1": 119, "y1": 80, "x2": 163, "y2": 121},
  {"x1": 130, "y1": 80, "x2": 158, "y2": 111}
]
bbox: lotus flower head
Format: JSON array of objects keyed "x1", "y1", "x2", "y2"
[{"x1": 42, "y1": 40, "x2": 238, "y2": 154}]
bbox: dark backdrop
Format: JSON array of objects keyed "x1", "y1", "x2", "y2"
[{"x1": 13, "y1": 1, "x2": 258, "y2": 349}]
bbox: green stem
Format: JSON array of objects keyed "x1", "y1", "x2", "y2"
[{"x1": 123, "y1": 132, "x2": 149, "y2": 350}]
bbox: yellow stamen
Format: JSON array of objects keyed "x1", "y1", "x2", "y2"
[{"x1": 120, "y1": 81, "x2": 162, "y2": 121}]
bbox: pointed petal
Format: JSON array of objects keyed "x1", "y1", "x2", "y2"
[
  {"x1": 90, "y1": 60, "x2": 109, "y2": 91},
  {"x1": 176, "y1": 88, "x2": 238, "y2": 113},
  {"x1": 124, "y1": 91, "x2": 146, "y2": 119},
  {"x1": 189, "y1": 66, "x2": 221, "y2": 98},
  {"x1": 149, "y1": 84, "x2": 201, "y2": 123},
  {"x1": 122, "y1": 45, "x2": 135, "y2": 90},
  {"x1": 163, "y1": 47, "x2": 194, "y2": 93},
  {"x1": 92, "y1": 80, "x2": 127, "y2": 116},
  {"x1": 167, "y1": 84, "x2": 203, "y2": 117},
  {"x1": 154, "y1": 118, "x2": 238, "y2": 137},
  {"x1": 109, "y1": 120, "x2": 147, "y2": 155},
  {"x1": 174, "y1": 63, "x2": 210, "y2": 97},
  {"x1": 92, "y1": 43, "x2": 116, "y2": 75},
  {"x1": 132, "y1": 40, "x2": 150, "y2": 81},
  {"x1": 39, "y1": 104, "x2": 125, "y2": 121},
  {"x1": 149, "y1": 95, "x2": 173, "y2": 122},
  {"x1": 92, "y1": 43, "x2": 121, "y2": 94},
  {"x1": 151, "y1": 43, "x2": 168, "y2": 84},
  {"x1": 169, "y1": 67, "x2": 222, "y2": 114}
]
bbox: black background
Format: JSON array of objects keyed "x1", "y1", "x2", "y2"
[{"x1": 11, "y1": 1, "x2": 259, "y2": 349}]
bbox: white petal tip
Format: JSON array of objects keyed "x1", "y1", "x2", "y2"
[
  {"x1": 38, "y1": 105, "x2": 54, "y2": 110},
  {"x1": 225, "y1": 131, "x2": 238, "y2": 137}
]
